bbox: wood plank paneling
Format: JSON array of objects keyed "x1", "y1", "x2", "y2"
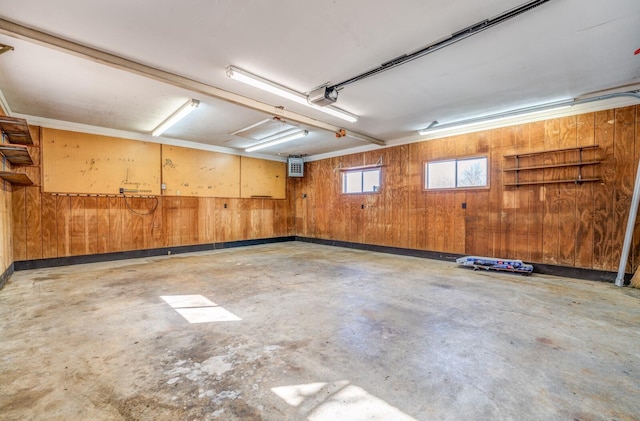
[
  {"x1": 84, "y1": 196, "x2": 98, "y2": 255},
  {"x1": 41, "y1": 193, "x2": 57, "y2": 258},
  {"x1": 96, "y1": 196, "x2": 110, "y2": 254},
  {"x1": 575, "y1": 113, "x2": 596, "y2": 269},
  {"x1": 612, "y1": 107, "x2": 636, "y2": 272},
  {"x1": 557, "y1": 116, "x2": 578, "y2": 266},
  {"x1": 12, "y1": 187, "x2": 26, "y2": 261},
  {"x1": 70, "y1": 196, "x2": 86, "y2": 255},
  {"x1": 10, "y1": 109, "x2": 640, "y2": 278},
  {"x1": 542, "y1": 120, "x2": 560, "y2": 264},
  {"x1": 108, "y1": 197, "x2": 123, "y2": 252},
  {"x1": 527, "y1": 122, "x2": 546, "y2": 263},
  {"x1": 512, "y1": 124, "x2": 530, "y2": 261},
  {"x1": 25, "y1": 186, "x2": 42, "y2": 260},
  {"x1": 56, "y1": 195, "x2": 71, "y2": 257},
  {"x1": 163, "y1": 197, "x2": 181, "y2": 246}
]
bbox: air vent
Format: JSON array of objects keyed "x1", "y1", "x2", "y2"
[{"x1": 288, "y1": 157, "x2": 304, "y2": 177}]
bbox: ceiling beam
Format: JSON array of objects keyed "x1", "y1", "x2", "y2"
[{"x1": 0, "y1": 18, "x2": 385, "y2": 147}]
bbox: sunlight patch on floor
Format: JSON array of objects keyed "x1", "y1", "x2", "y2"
[
  {"x1": 161, "y1": 294, "x2": 241, "y2": 323},
  {"x1": 272, "y1": 380, "x2": 416, "y2": 420}
]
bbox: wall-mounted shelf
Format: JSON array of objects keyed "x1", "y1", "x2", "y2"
[
  {"x1": 0, "y1": 144, "x2": 33, "y2": 165},
  {"x1": 0, "y1": 117, "x2": 35, "y2": 186},
  {"x1": 503, "y1": 145, "x2": 601, "y2": 187},
  {"x1": 0, "y1": 171, "x2": 33, "y2": 185},
  {"x1": 0, "y1": 116, "x2": 33, "y2": 145}
]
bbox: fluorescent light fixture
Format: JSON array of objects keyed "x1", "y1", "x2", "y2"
[
  {"x1": 418, "y1": 101, "x2": 573, "y2": 135},
  {"x1": 152, "y1": 99, "x2": 199, "y2": 137},
  {"x1": 245, "y1": 130, "x2": 308, "y2": 153},
  {"x1": 226, "y1": 66, "x2": 358, "y2": 123}
]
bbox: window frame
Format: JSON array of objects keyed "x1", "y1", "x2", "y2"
[
  {"x1": 342, "y1": 167, "x2": 382, "y2": 195},
  {"x1": 424, "y1": 155, "x2": 489, "y2": 191}
]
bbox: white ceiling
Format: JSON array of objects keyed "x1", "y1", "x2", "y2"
[{"x1": 0, "y1": 0, "x2": 638, "y2": 160}]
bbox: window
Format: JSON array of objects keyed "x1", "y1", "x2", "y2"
[
  {"x1": 343, "y1": 168, "x2": 381, "y2": 194},
  {"x1": 426, "y1": 157, "x2": 487, "y2": 189}
]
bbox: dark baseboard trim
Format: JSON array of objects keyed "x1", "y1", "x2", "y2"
[
  {"x1": 295, "y1": 236, "x2": 463, "y2": 262},
  {"x1": 295, "y1": 236, "x2": 626, "y2": 284},
  {"x1": 14, "y1": 236, "x2": 296, "y2": 271},
  {"x1": 11, "y1": 235, "x2": 629, "y2": 284},
  {"x1": 0, "y1": 263, "x2": 14, "y2": 290}
]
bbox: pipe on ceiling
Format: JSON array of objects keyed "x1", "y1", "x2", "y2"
[{"x1": 327, "y1": 0, "x2": 551, "y2": 92}]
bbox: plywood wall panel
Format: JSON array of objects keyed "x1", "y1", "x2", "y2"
[
  {"x1": 487, "y1": 130, "x2": 503, "y2": 257},
  {"x1": 41, "y1": 193, "x2": 57, "y2": 258},
  {"x1": 84, "y1": 196, "x2": 98, "y2": 255},
  {"x1": 108, "y1": 197, "x2": 123, "y2": 252},
  {"x1": 42, "y1": 128, "x2": 161, "y2": 195},
  {"x1": 541, "y1": 120, "x2": 561, "y2": 264},
  {"x1": 25, "y1": 186, "x2": 42, "y2": 260},
  {"x1": 612, "y1": 107, "x2": 636, "y2": 272},
  {"x1": 499, "y1": 128, "x2": 516, "y2": 258},
  {"x1": 557, "y1": 116, "x2": 578, "y2": 267},
  {"x1": 527, "y1": 122, "x2": 546, "y2": 263},
  {"x1": 240, "y1": 156, "x2": 286, "y2": 199},
  {"x1": 120, "y1": 197, "x2": 134, "y2": 252},
  {"x1": 633, "y1": 106, "x2": 640, "y2": 271},
  {"x1": 512, "y1": 125, "x2": 530, "y2": 261},
  {"x1": 12, "y1": 187, "x2": 26, "y2": 261},
  {"x1": 273, "y1": 197, "x2": 288, "y2": 237},
  {"x1": 56, "y1": 195, "x2": 71, "y2": 257},
  {"x1": 96, "y1": 196, "x2": 110, "y2": 254},
  {"x1": 197, "y1": 197, "x2": 211, "y2": 244},
  {"x1": 161, "y1": 145, "x2": 240, "y2": 198},
  {"x1": 70, "y1": 196, "x2": 86, "y2": 256},
  {"x1": 162, "y1": 197, "x2": 180, "y2": 246},
  {"x1": 575, "y1": 113, "x2": 596, "y2": 269},
  {"x1": 214, "y1": 199, "x2": 232, "y2": 242}
]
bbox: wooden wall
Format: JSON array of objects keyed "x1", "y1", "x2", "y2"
[
  {"x1": 0, "y1": 107, "x2": 13, "y2": 278},
  {"x1": 291, "y1": 106, "x2": 640, "y2": 273},
  {"x1": 42, "y1": 129, "x2": 161, "y2": 195},
  {"x1": 1, "y1": 153, "x2": 11, "y2": 277},
  {"x1": 12, "y1": 127, "x2": 292, "y2": 262}
]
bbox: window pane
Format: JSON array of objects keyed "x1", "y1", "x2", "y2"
[
  {"x1": 362, "y1": 169, "x2": 380, "y2": 192},
  {"x1": 427, "y1": 161, "x2": 455, "y2": 189},
  {"x1": 457, "y1": 158, "x2": 487, "y2": 187},
  {"x1": 344, "y1": 171, "x2": 363, "y2": 193}
]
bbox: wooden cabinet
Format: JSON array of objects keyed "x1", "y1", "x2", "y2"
[
  {"x1": 503, "y1": 145, "x2": 601, "y2": 187},
  {"x1": 0, "y1": 116, "x2": 34, "y2": 185}
]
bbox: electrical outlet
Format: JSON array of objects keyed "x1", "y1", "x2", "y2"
[{"x1": 119, "y1": 187, "x2": 124, "y2": 194}]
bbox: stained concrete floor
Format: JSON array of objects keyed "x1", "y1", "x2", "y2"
[{"x1": 1, "y1": 242, "x2": 639, "y2": 420}]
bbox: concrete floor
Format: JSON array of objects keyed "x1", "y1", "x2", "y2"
[{"x1": 1, "y1": 242, "x2": 639, "y2": 420}]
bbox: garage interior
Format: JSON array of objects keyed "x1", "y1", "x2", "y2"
[{"x1": 1, "y1": 1, "x2": 640, "y2": 419}]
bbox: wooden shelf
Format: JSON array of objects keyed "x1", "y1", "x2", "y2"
[
  {"x1": 503, "y1": 160, "x2": 600, "y2": 172},
  {"x1": 0, "y1": 116, "x2": 33, "y2": 145},
  {"x1": 503, "y1": 145, "x2": 601, "y2": 187},
  {"x1": 0, "y1": 144, "x2": 33, "y2": 165},
  {"x1": 0, "y1": 171, "x2": 33, "y2": 185},
  {"x1": 504, "y1": 178, "x2": 601, "y2": 187},
  {"x1": 503, "y1": 144, "x2": 599, "y2": 159}
]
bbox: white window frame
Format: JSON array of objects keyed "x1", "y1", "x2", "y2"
[
  {"x1": 342, "y1": 167, "x2": 381, "y2": 194},
  {"x1": 425, "y1": 156, "x2": 488, "y2": 190}
]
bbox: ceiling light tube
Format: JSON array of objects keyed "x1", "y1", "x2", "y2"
[
  {"x1": 418, "y1": 100, "x2": 574, "y2": 135},
  {"x1": 226, "y1": 66, "x2": 358, "y2": 123},
  {"x1": 152, "y1": 99, "x2": 200, "y2": 137},
  {"x1": 245, "y1": 130, "x2": 308, "y2": 153}
]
